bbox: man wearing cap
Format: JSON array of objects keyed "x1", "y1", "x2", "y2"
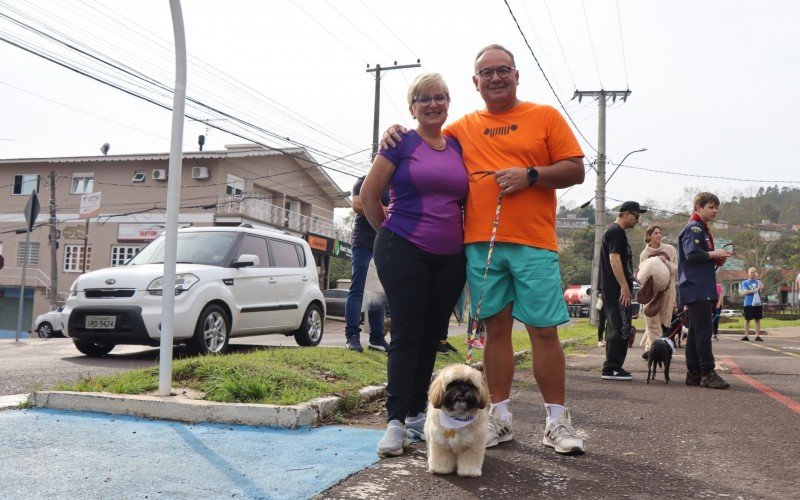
[{"x1": 599, "y1": 201, "x2": 645, "y2": 380}]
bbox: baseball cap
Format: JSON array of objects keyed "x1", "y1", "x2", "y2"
[{"x1": 618, "y1": 201, "x2": 648, "y2": 214}]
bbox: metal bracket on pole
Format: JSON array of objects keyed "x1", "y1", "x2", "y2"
[{"x1": 366, "y1": 61, "x2": 421, "y2": 160}]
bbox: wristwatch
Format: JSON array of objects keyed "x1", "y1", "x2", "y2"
[{"x1": 527, "y1": 167, "x2": 539, "y2": 186}]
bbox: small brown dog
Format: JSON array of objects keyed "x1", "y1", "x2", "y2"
[{"x1": 424, "y1": 364, "x2": 489, "y2": 477}]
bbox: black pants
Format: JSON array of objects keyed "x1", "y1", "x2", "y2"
[
  {"x1": 373, "y1": 229, "x2": 466, "y2": 423},
  {"x1": 686, "y1": 300, "x2": 715, "y2": 374},
  {"x1": 601, "y1": 287, "x2": 632, "y2": 372}
]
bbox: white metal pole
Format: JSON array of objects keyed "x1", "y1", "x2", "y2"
[{"x1": 158, "y1": 0, "x2": 187, "y2": 396}]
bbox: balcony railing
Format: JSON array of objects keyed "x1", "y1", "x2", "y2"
[
  {"x1": 216, "y1": 194, "x2": 352, "y2": 242},
  {"x1": 0, "y1": 267, "x2": 52, "y2": 292}
]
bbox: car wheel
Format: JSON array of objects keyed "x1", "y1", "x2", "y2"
[
  {"x1": 188, "y1": 304, "x2": 230, "y2": 355},
  {"x1": 36, "y1": 322, "x2": 53, "y2": 338},
  {"x1": 73, "y1": 339, "x2": 115, "y2": 357},
  {"x1": 294, "y1": 304, "x2": 324, "y2": 347}
]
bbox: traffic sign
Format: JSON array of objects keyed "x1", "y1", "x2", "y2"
[{"x1": 23, "y1": 191, "x2": 40, "y2": 232}]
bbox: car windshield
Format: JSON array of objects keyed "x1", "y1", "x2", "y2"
[{"x1": 128, "y1": 232, "x2": 237, "y2": 267}]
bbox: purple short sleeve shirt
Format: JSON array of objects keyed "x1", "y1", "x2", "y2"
[{"x1": 378, "y1": 130, "x2": 468, "y2": 255}]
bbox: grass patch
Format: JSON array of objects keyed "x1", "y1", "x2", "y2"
[
  {"x1": 717, "y1": 316, "x2": 800, "y2": 329},
  {"x1": 57, "y1": 322, "x2": 593, "y2": 406}
]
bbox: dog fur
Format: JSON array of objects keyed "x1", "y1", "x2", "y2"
[
  {"x1": 646, "y1": 338, "x2": 673, "y2": 384},
  {"x1": 424, "y1": 364, "x2": 490, "y2": 477}
]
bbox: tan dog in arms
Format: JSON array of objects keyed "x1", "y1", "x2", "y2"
[{"x1": 425, "y1": 364, "x2": 490, "y2": 477}]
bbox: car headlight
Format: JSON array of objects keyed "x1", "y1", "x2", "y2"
[
  {"x1": 69, "y1": 281, "x2": 78, "y2": 297},
  {"x1": 147, "y1": 273, "x2": 200, "y2": 296}
]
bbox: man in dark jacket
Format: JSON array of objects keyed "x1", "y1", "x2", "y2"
[{"x1": 678, "y1": 192, "x2": 732, "y2": 389}]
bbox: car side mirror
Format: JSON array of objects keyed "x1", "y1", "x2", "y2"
[{"x1": 232, "y1": 254, "x2": 259, "y2": 268}]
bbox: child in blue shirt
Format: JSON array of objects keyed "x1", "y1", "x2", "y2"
[{"x1": 740, "y1": 267, "x2": 764, "y2": 341}]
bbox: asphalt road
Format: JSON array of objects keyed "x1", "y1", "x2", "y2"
[{"x1": 322, "y1": 329, "x2": 800, "y2": 499}]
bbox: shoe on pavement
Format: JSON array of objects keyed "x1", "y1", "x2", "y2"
[
  {"x1": 700, "y1": 369, "x2": 730, "y2": 389},
  {"x1": 345, "y1": 338, "x2": 364, "y2": 352},
  {"x1": 597, "y1": 341, "x2": 606, "y2": 347},
  {"x1": 404, "y1": 412, "x2": 426, "y2": 441},
  {"x1": 601, "y1": 369, "x2": 633, "y2": 381},
  {"x1": 740, "y1": 336, "x2": 750, "y2": 342},
  {"x1": 712, "y1": 335, "x2": 719, "y2": 340},
  {"x1": 542, "y1": 409, "x2": 585, "y2": 455},
  {"x1": 377, "y1": 420, "x2": 408, "y2": 458},
  {"x1": 686, "y1": 372, "x2": 701, "y2": 386},
  {"x1": 368, "y1": 338, "x2": 390, "y2": 352},
  {"x1": 755, "y1": 336, "x2": 763, "y2": 342},
  {"x1": 485, "y1": 412, "x2": 513, "y2": 448}
]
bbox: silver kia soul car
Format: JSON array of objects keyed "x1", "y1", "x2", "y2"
[{"x1": 62, "y1": 226, "x2": 325, "y2": 356}]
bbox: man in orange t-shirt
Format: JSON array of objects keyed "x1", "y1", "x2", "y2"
[{"x1": 384, "y1": 44, "x2": 586, "y2": 455}]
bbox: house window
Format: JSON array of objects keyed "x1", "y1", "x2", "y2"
[
  {"x1": 64, "y1": 245, "x2": 92, "y2": 272},
  {"x1": 71, "y1": 173, "x2": 94, "y2": 194},
  {"x1": 226, "y1": 174, "x2": 244, "y2": 196},
  {"x1": 17, "y1": 242, "x2": 40, "y2": 266},
  {"x1": 110, "y1": 245, "x2": 141, "y2": 266},
  {"x1": 225, "y1": 174, "x2": 244, "y2": 196},
  {"x1": 132, "y1": 171, "x2": 146, "y2": 183},
  {"x1": 730, "y1": 282, "x2": 740, "y2": 294},
  {"x1": 12, "y1": 174, "x2": 39, "y2": 195}
]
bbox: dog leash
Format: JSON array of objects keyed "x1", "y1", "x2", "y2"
[{"x1": 466, "y1": 190, "x2": 503, "y2": 364}]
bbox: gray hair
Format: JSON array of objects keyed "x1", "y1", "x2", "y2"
[{"x1": 474, "y1": 44, "x2": 516, "y2": 70}]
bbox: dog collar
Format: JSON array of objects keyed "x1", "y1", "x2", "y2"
[
  {"x1": 659, "y1": 337, "x2": 675, "y2": 354},
  {"x1": 439, "y1": 412, "x2": 477, "y2": 431}
]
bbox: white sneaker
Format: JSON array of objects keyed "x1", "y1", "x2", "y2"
[
  {"x1": 542, "y1": 409, "x2": 585, "y2": 455},
  {"x1": 485, "y1": 412, "x2": 513, "y2": 448},
  {"x1": 597, "y1": 341, "x2": 606, "y2": 347},
  {"x1": 377, "y1": 420, "x2": 408, "y2": 458}
]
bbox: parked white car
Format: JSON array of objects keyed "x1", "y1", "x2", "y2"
[
  {"x1": 32, "y1": 306, "x2": 65, "y2": 338},
  {"x1": 62, "y1": 226, "x2": 325, "y2": 356},
  {"x1": 719, "y1": 309, "x2": 742, "y2": 318}
]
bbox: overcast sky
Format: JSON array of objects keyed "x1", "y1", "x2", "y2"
[{"x1": 1, "y1": 0, "x2": 798, "y2": 214}]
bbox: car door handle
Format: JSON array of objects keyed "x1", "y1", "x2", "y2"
[
  {"x1": 301, "y1": 275, "x2": 309, "y2": 282},
  {"x1": 267, "y1": 277, "x2": 277, "y2": 284}
]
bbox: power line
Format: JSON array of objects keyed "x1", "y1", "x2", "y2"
[
  {"x1": 580, "y1": 0, "x2": 603, "y2": 88},
  {"x1": 501, "y1": 0, "x2": 598, "y2": 154},
  {"x1": 615, "y1": 0, "x2": 630, "y2": 89},
  {"x1": 612, "y1": 162, "x2": 800, "y2": 185}
]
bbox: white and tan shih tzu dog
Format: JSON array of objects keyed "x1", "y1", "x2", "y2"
[{"x1": 424, "y1": 364, "x2": 490, "y2": 477}]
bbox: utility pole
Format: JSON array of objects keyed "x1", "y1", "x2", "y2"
[
  {"x1": 573, "y1": 89, "x2": 631, "y2": 325},
  {"x1": 49, "y1": 171, "x2": 58, "y2": 309},
  {"x1": 366, "y1": 61, "x2": 421, "y2": 160}
]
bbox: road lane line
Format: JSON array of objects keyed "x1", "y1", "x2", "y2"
[{"x1": 721, "y1": 356, "x2": 800, "y2": 414}]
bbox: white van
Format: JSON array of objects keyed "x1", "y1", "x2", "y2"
[{"x1": 62, "y1": 226, "x2": 325, "y2": 356}]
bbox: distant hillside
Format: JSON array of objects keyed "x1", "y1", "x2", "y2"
[{"x1": 720, "y1": 186, "x2": 800, "y2": 226}]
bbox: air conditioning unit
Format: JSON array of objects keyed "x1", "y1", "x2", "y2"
[
  {"x1": 152, "y1": 169, "x2": 167, "y2": 181},
  {"x1": 191, "y1": 166, "x2": 210, "y2": 180}
]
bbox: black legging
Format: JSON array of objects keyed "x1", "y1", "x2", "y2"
[{"x1": 373, "y1": 229, "x2": 466, "y2": 423}]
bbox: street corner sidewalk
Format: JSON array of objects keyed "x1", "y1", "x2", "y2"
[
  {"x1": 28, "y1": 383, "x2": 387, "y2": 429},
  {"x1": 0, "y1": 407, "x2": 383, "y2": 499}
]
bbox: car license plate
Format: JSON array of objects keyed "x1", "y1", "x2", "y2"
[{"x1": 85, "y1": 315, "x2": 116, "y2": 329}]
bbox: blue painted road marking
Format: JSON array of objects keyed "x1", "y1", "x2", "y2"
[{"x1": 0, "y1": 408, "x2": 382, "y2": 499}]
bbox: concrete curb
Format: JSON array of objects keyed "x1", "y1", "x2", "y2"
[{"x1": 28, "y1": 335, "x2": 592, "y2": 429}]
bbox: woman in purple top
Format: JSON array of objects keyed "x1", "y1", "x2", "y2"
[{"x1": 361, "y1": 73, "x2": 468, "y2": 458}]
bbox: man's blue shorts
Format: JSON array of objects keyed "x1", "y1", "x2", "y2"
[{"x1": 466, "y1": 242, "x2": 569, "y2": 328}]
